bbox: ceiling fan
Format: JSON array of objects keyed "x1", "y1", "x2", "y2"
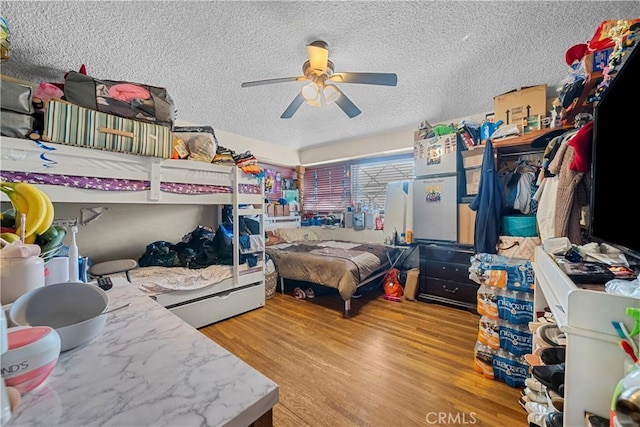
[{"x1": 240, "y1": 40, "x2": 398, "y2": 119}]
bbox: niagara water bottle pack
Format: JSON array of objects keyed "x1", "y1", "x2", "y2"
[
  {"x1": 472, "y1": 252, "x2": 534, "y2": 388},
  {"x1": 469, "y1": 252, "x2": 535, "y2": 292}
]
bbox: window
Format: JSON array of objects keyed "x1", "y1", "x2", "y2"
[
  {"x1": 351, "y1": 156, "x2": 413, "y2": 211},
  {"x1": 303, "y1": 164, "x2": 351, "y2": 214},
  {"x1": 303, "y1": 154, "x2": 413, "y2": 215}
]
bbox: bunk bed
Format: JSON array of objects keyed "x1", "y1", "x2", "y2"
[
  {"x1": 0, "y1": 136, "x2": 266, "y2": 328},
  {"x1": 265, "y1": 226, "x2": 402, "y2": 317}
]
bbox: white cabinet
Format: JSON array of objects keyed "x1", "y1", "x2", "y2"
[{"x1": 532, "y1": 246, "x2": 638, "y2": 427}]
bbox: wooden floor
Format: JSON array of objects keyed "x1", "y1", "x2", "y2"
[{"x1": 200, "y1": 288, "x2": 527, "y2": 427}]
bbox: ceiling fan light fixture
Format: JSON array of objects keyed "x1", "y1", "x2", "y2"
[
  {"x1": 323, "y1": 84, "x2": 340, "y2": 105},
  {"x1": 301, "y1": 82, "x2": 321, "y2": 107},
  {"x1": 306, "y1": 97, "x2": 322, "y2": 108},
  {"x1": 241, "y1": 40, "x2": 398, "y2": 119},
  {"x1": 306, "y1": 40, "x2": 329, "y2": 75}
]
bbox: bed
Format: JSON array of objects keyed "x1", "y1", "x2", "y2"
[
  {"x1": 265, "y1": 227, "x2": 403, "y2": 316},
  {"x1": 0, "y1": 136, "x2": 266, "y2": 328}
]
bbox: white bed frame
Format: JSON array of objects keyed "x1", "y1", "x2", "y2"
[
  {"x1": 0, "y1": 136, "x2": 266, "y2": 328},
  {"x1": 264, "y1": 215, "x2": 300, "y2": 231}
]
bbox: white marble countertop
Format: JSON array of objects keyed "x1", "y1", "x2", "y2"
[{"x1": 6, "y1": 278, "x2": 278, "y2": 426}]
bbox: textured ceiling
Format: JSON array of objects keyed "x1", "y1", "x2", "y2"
[{"x1": 2, "y1": 1, "x2": 639, "y2": 153}]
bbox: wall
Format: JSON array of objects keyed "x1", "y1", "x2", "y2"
[
  {"x1": 308, "y1": 226, "x2": 384, "y2": 244},
  {"x1": 262, "y1": 163, "x2": 296, "y2": 201},
  {"x1": 299, "y1": 128, "x2": 414, "y2": 166},
  {"x1": 297, "y1": 113, "x2": 488, "y2": 166},
  {"x1": 174, "y1": 119, "x2": 301, "y2": 167},
  {"x1": 52, "y1": 203, "x2": 217, "y2": 264}
]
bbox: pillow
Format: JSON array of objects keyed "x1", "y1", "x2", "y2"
[
  {"x1": 273, "y1": 228, "x2": 318, "y2": 243},
  {"x1": 265, "y1": 231, "x2": 286, "y2": 246}
]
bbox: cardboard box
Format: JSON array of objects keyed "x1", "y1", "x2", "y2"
[
  {"x1": 267, "y1": 204, "x2": 290, "y2": 217},
  {"x1": 458, "y1": 203, "x2": 476, "y2": 246},
  {"x1": 522, "y1": 115, "x2": 542, "y2": 134},
  {"x1": 461, "y1": 146, "x2": 485, "y2": 169},
  {"x1": 266, "y1": 203, "x2": 276, "y2": 216},
  {"x1": 465, "y1": 166, "x2": 482, "y2": 195},
  {"x1": 493, "y1": 84, "x2": 547, "y2": 126},
  {"x1": 404, "y1": 268, "x2": 419, "y2": 301}
]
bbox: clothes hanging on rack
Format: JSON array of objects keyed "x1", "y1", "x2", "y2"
[
  {"x1": 513, "y1": 170, "x2": 537, "y2": 215},
  {"x1": 499, "y1": 159, "x2": 540, "y2": 215},
  {"x1": 547, "y1": 124, "x2": 592, "y2": 245},
  {"x1": 533, "y1": 129, "x2": 579, "y2": 241},
  {"x1": 470, "y1": 141, "x2": 504, "y2": 254},
  {"x1": 534, "y1": 175, "x2": 560, "y2": 241}
]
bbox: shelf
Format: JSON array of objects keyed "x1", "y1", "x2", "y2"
[
  {"x1": 238, "y1": 207, "x2": 263, "y2": 216},
  {"x1": 533, "y1": 245, "x2": 640, "y2": 427},
  {"x1": 560, "y1": 68, "x2": 602, "y2": 125},
  {"x1": 490, "y1": 126, "x2": 573, "y2": 154},
  {"x1": 531, "y1": 246, "x2": 577, "y2": 329}
]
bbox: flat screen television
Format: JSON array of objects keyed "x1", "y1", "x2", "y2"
[{"x1": 589, "y1": 41, "x2": 640, "y2": 261}]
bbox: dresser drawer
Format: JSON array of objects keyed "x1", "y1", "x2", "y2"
[
  {"x1": 420, "y1": 244, "x2": 474, "y2": 265},
  {"x1": 423, "y1": 260, "x2": 471, "y2": 283},
  {"x1": 420, "y1": 277, "x2": 478, "y2": 306}
]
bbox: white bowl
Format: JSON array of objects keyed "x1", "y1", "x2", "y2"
[
  {"x1": 9, "y1": 282, "x2": 109, "y2": 352},
  {"x1": 2, "y1": 326, "x2": 61, "y2": 393}
]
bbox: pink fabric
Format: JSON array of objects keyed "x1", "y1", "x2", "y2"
[
  {"x1": 108, "y1": 83, "x2": 150, "y2": 102},
  {"x1": 34, "y1": 83, "x2": 65, "y2": 107}
]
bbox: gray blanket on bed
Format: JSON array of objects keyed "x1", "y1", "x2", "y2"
[{"x1": 264, "y1": 240, "x2": 397, "y2": 301}]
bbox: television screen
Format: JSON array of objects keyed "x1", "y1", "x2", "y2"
[{"x1": 590, "y1": 42, "x2": 640, "y2": 260}]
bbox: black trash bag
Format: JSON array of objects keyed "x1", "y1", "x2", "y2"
[
  {"x1": 173, "y1": 226, "x2": 222, "y2": 269},
  {"x1": 138, "y1": 241, "x2": 182, "y2": 267},
  {"x1": 212, "y1": 222, "x2": 234, "y2": 265}
]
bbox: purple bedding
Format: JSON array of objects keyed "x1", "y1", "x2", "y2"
[{"x1": 0, "y1": 171, "x2": 261, "y2": 194}]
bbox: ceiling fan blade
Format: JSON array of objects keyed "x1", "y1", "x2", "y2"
[
  {"x1": 241, "y1": 76, "x2": 306, "y2": 88},
  {"x1": 330, "y1": 72, "x2": 398, "y2": 86},
  {"x1": 280, "y1": 91, "x2": 305, "y2": 119},
  {"x1": 333, "y1": 87, "x2": 361, "y2": 118}
]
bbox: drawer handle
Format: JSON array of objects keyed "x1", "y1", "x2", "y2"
[
  {"x1": 442, "y1": 285, "x2": 459, "y2": 293},
  {"x1": 216, "y1": 290, "x2": 233, "y2": 299}
]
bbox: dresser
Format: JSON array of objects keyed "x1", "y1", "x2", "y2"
[{"x1": 417, "y1": 243, "x2": 478, "y2": 313}]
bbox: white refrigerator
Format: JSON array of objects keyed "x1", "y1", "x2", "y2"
[
  {"x1": 412, "y1": 133, "x2": 460, "y2": 242},
  {"x1": 384, "y1": 180, "x2": 413, "y2": 241}
]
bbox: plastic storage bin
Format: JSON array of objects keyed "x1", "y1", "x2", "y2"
[{"x1": 501, "y1": 215, "x2": 537, "y2": 237}]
